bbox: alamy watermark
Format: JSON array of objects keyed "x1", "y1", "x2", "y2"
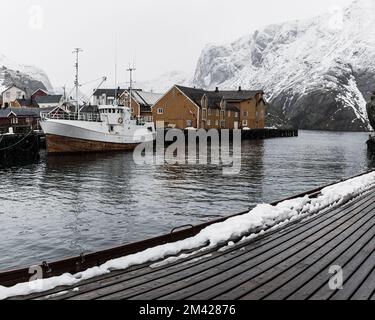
[
  {"x1": 133, "y1": 126, "x2": 242, "y2": 176},
  {"x1": 28, "y1": 5, "x2": 44, "y2": 30},
  {"x1": 28, "y1": 265, "x2": 44, "y2": 291},
  {"x1": 328, "y1": 265, "x2": 344, "y2": 291}
]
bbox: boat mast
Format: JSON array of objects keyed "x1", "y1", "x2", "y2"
[
  {"x1": 127, "y1": 66, "x2": 136, "y2": 117},
  {"x1": 114, "y1": 36, "x2": 118, "y2": 106},
  {"x1": 73, "y1": 48, "x2": 83, "y2": 116}
]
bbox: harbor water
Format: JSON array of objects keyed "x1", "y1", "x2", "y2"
[{"x1": 0, "y1": 130, "x2": 373, "y2": 271}]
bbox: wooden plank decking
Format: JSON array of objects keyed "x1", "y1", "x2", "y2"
[{"x1": 10, "y1": 186, "x2": 375, "y2": 300}]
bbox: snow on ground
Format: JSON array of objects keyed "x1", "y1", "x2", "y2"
[{"x1": 1, "y1": 171, "x2": 375, "y2": 300}]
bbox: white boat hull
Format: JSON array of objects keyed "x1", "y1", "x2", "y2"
[{"x1": 40, "y1": 119, "x2": 155, "y2": 154}]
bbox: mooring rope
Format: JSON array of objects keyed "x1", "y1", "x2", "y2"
[{"x1": 0, "y1": 130, "x2": 35, "y2": 151}]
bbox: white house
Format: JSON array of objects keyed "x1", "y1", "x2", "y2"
[
  {"x1": 35, "y1": 95, "x2": 63, "y2": 109},
  {"x1": 1, "y1": 85, "x2": 27, "y2": 108}
]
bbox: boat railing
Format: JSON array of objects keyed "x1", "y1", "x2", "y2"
[
  {"x1": 41, "y1": 112, "x2": 102, "y2": 122},
  {"x1": 130, "y1": 116, "x2": 154, "y2": 124}
]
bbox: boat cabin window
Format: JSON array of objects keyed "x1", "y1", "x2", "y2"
[{"x1": 99, "y1": 108, "x2": 124, "y2": 114}]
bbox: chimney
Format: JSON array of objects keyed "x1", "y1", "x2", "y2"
[
  {"x1": 238, "y1": 86, "x2": 242, "y2": 92},
  {"x1": 215, "y1": 87, "x2": 219, "y2": 93}
]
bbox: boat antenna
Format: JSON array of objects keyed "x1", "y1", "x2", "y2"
[
  {"x1": 114, "y1": 36, "x2": 118, "y2": 106},
  {"x1": 127, "y1": 64, "x2": 136, "y2": 116},
  {"x1": 62, "y1": 85, "x2": 67, "y2": 103},
  {"x1": 73, "y1": 48, "x2": 83, "y2": 116}
]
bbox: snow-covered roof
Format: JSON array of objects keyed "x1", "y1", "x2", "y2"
[
  {"x1": 0, "y1": 107, "x2": 39, "y2": 118},
  {"x1": 132, "y1": 90, "x2": 163, "y2": 107},
  {"x1": 176, "y1": 85, "x2": 264, "y2": 109},
  {"x1": 1, "y1": 84, "x2": 26, "y2": 95}
]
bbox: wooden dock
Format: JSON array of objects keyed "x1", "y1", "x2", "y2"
[{"x1": 7, "y1": 179, "x2": 375, "y2": 301}]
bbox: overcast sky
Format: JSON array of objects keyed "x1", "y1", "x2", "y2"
[{"x1": 1, "y1": 0, "x2": 354, "y2": 91}]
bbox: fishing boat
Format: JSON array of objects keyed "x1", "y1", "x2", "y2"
[
  {"x1": 40, "y1": 49, "x2": 156, "y2": 154},
  {"x1": 40, "y1": 106, "x2": 155, "y2": 154}
]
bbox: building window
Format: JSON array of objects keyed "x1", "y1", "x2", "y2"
[
  {"x1": 216, "y1": 109, "x2": 220, "y2": 117},
  {"x1": 215, "y1": 120, "x2": 219, "y2": 126},
  {"x1": 243, "y1": 111, "x2": 249, "y2": 117},
  {"x1": 202, "y1": 108, "x2": 207, "y2": 119},
  {"x1": 243, "y1": 120, "x2": 248, "y2": 127},
  {"x1": 208, "y1": 109, "x2": 212, "y2": 116},
  {"x1": 221, "y1": 120, "x2": 226, "y2": 128},
  {"x1": 10, "y1": 117, "x2": 18, "y2": 125},
  {"x1": 234, "y1": 112, "x2": 239, "y2": 118},
  {"x1": 157, "y1": 108, "x2": 164, "y2": 115},
  {"x1": 228, "y1": 111, "x2": 231, "y2": 118},
  {"x1": 207, "y1": 120, "x2": 211, "y2": 126},
  {"x1": 220, "y1": 110, "x2": 225, "y2": 117}
]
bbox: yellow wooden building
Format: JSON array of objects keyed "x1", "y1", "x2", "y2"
[{"x1": 152, "y1": 85, "x2": 267, "y2": 130}]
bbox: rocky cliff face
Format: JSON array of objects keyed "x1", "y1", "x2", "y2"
[
  {"x1": 0, "y1": 54, "x2": 53, "y2": 96},
  {"x1": 192, "y1": 0, "x2": 375, "y2": 131},
  {"x1": 367, "y1": 93, "x2": 375, "y2": 131}
]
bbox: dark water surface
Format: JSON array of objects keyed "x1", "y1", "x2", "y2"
[{"x1": 0, "y1": 130, "x2": 373, "y2": 270}]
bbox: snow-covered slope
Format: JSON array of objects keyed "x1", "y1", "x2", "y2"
[
  {"x1": 137, "y1": 70, "x2": 191, "y2": 94},
  {"x1": 192, "y1": 0, "x2": 375, "y2": 131},
  {"x1": 0, "y1": 54, "x2": 53, "y2": 95}
]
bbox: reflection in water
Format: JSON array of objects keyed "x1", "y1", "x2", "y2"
[{"x1": 0, "y1": 131, "x2": 373, "y2": 270}]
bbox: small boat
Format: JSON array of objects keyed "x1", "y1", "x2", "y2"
[{"x1": 40, "y1": 49, "x2": 156, "y2": 154}]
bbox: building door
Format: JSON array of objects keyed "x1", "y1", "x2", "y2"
[{"x1": 234, "y1": 121, "x2": 239, "y2": 130}]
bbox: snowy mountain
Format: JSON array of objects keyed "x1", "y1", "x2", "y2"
[
  {"x1": 0, "y1": 54, "x2": 53, "y2": 96},
  {"x1": 137, "y1": 71, "x2": 191, "y2": 93},
  {"x1": 192, "y1": 0, "x2": 375, "y2": 131}
]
